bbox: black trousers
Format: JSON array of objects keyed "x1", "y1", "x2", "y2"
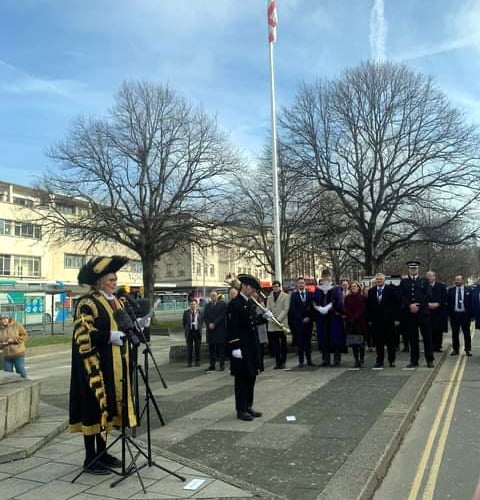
[
  {"x1": 450, "y1": 312, "x2": 472, "y2": 352},
  {"x1": 432, "y1": 329, "x2": 444, "y2": 351},
  {"x1": 296, "y1": 326, "x2": 312, "y2": 364},
  {"x1": 234, "y1": 374, "x2": 256, "y2": 413},
  {"x1": 271, "y1": 330, "x2": 287, "y2": 367},
  {"x1": 208, "y1": 342, "x2": 225, "y2": 367},
  {"x1": 406, "y1": 312, "x2": 434, "y2": 364},
  {"x1": 186, "y1": 330, "x2": 201, "y2": 363},
  {"x1": 373, "y1": 326, "x2": 396, "y2": 364},
  {"x1": 84, "y1": 434, "x2": 107, "y2": 463}
]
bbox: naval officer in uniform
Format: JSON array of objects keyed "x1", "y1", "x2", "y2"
[
  {"x1": 398, "y1": 261, "x2": 435, "y2": 368},
  {"x1": 226, "y1": 274, "x2": 263, "y2": 421}
]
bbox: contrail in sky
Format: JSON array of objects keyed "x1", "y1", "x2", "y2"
[{"x1": 370, "y1": 0, "x2": 387, "y2": 61}]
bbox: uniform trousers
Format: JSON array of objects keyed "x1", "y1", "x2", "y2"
[
  {"x1": 234, "y1": 374, "x2": 256, "y2": 413},
  {"x1": 450, "y1": 312, "x2": 472, "y2": 352},
  {"x1": 208, "y1": 342, "x2": 225, "y2": 368},
  {"x1": 406, "y1": 311, "x2": 434, "y2": 364}
]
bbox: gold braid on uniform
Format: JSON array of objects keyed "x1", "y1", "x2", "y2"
[{"x1": 73, "y1": 297, "x2": 109, "y2": 438}]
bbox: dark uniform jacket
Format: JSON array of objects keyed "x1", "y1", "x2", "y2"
[
  {"x1": 69, "y1": 291, "x2": 137, "y2": 436},
  {"x1": 429, "y1": 282, "x2": 448, "y2": 333},
  {"x1": 203, "y1": 300, "x2": 227, "y2": 344},
  {"x1": 366, "y1": 284, "x2": 399, "y2": 330},
  {"x1": 398, "y1": 276, "x2": 432, "y2": 313},
  {"x1": 226, "y1": 294, "x2": 261, "y2": 377}
]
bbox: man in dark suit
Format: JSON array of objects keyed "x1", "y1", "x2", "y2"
[
  {"x1": 426, "y1": 271, "x2": 448, "y2": 353},
  {"x1": 288, "y1": 277, "x2": 314, "y2": 368},
  {"x1": 447, "y1": 275, "x2": 473, "y2": 356},
  {"x1": 367, "y1": 273, "x2": 399, "y2": 368},
  {"x1": 182, "y1": 299, "x2": 203, "y2": 367},
  {"x1": 226, "y1": 274, "x2": 263, "y2": 421},
  {"x1": 398, "y1": 261, "x2": 435, "y2": 368},
  {"x1": 203, "y1": 291, "x2": 227, "y2": 371}
]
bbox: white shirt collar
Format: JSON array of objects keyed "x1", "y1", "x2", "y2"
[{"x1": 100, "y1": 290, "x2": 116, "y2": 301}]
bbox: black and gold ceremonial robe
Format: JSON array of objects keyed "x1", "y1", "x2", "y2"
[{"x1": 69, "y1": 290, "x2": 137, "y2": 436}]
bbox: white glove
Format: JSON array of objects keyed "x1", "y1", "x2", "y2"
[
  {"x1": 263, "y1": 310, "x2": 274, "y2": 321},
  {"x1": 232, "y1": 349, "x2": 243, "y2": 359},
  {"x1": 110, "y1": 330, "x2": 126, "y2": 346}
]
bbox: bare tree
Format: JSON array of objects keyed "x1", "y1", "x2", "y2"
[
  {"x1": 231, "y1": 144, "x2": 324, "y2": 279},
  {"x1": 281, "y1": 62, "x2": 480, "y2": 275},
  {"x1": 40, "y1": 81, "x2": 241, "y2": 303}
]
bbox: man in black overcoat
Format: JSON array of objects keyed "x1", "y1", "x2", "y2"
[
  {"x1": 226, "y1": 274, "x2": 263, "y2": 421},
  {"x1": 447, "y1": 274, "x2": 473, "y2": 356},
  {"x1": 367, "y1": 273, "x2": 400, "y2": 368},
  {"x1": 203, "y1": 290, "x2": 227, "y2": 371},
  {"x1": 398, "y1": 261, "x2": 434, "y2": 368},
  {"x1": 426, "y1": 271, "x2": 448, "y2": 353}
]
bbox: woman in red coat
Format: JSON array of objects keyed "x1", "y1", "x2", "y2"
[{"x1": 344, "y1": 281, "x2": 368, "y2": 368}]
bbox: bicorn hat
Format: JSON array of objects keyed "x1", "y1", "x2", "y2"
[
  {"x1": 237, "y1": 274, "x2": 261, "y2": 290},
  {"x1": 78, "y1": 255, "x2": 129, "y2": 286}
]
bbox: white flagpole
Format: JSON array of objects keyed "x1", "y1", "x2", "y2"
[{"x1": 268, "y1": 2, "x2": 282, "y2": 283}]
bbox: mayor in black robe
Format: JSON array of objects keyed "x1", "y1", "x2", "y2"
[{"x1": 69, "y1": 255, "x2": 137, "y2": 474}]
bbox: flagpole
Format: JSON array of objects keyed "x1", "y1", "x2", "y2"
[{"x1": 268, "y1": 2, "x2": 282, "y2": 283}]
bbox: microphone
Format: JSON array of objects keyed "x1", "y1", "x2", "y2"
[{"x1": 113, "y1": 308, "x2": 140, "y2": 347}]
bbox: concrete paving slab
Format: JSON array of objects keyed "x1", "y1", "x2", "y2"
[
  {"x1": 0, "y1": 477, "x2": 40, "y2": 500},
  {"x1": 13, "y1": 478, "x2": 89, "y2": 500},
  {"x1": 191, "y1": 479, "x2": 253, "y2": 498},
  {"x1": 235, "y1": 423, "x2": 312, "y2": 450},
  {"x1": 33, "y1": 440, "x2": 84, "y2": 459},
  {"x1": 0, "y1": 455, "x2": 48, "y2": 474},
  {"x1": 15, "y1": 461, "x2": 76, "y2": 482},
  {"x1": 83, "y1": 474, "x2": 156, "y2": 499}
]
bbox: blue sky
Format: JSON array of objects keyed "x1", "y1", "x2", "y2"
[{"x1": 0, "y1": 0, "x2": 479, "y2": 186}]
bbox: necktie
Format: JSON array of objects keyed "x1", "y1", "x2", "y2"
[
  {"x1": 377, "y1": 288, "x2": 383, "y2": 302},
  {"x1": 301, "y1": 292, "x2": 305, "y2": 302},
  {"x1": 457, "y1": 288, "x2": 463, "y2": 310}
]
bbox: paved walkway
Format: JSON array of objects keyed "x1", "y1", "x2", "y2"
[{"x1": 0, "y1": 341, "x2": 447, "y2": 500}]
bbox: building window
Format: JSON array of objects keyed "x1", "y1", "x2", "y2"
[
  {"x1": 0, "y1": 255, "x2": 11, "y2": 275},
  {"x1": 178, "y1": 269, "x2": 186, "y2": 277},
  {"x1": 166, "y1": 264, "x2": 173, "y2": 277},
  {"x1": 0, "y1": 219, "x2": 11, "y2": 235},
  {"x1": 14, "y1": 222, "x2": 42, "y2": 239},
  {"x1": 126, "y1": 260, "x2": 143, "y2": 274},
  {"x1": 56, "y1": 203, "x2": 76, "y2": 215},
  {"x1": 13, "y1": 197, "x2": 34, "y2": 208},
  {"x1": 209, "y1": 264, "x2": 215, "y2": 277},
  {"x1": 64, "y1": 254, "x2": 86, "y2": 269},
  {"x1": 13, "y1": 256, "x2": 41, "y2": 277},
  {"x1": 196, "y1": 263, "x2": 202, "y2": 275}
]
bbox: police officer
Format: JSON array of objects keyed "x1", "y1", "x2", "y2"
[
  {"x1": 398, "y1": 261, "x2": 435, "y2": 368},
  {"x1": 226, "y1": 274, "x2": 263, "y2": 421}
]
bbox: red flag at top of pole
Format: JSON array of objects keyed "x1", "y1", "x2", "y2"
[{"x1": 268, "y1": 0, "x2": 277, "y2": 43}]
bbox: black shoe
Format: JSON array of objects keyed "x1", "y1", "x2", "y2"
[
  {"x1": 273, "y1": 365, "x2": 281, "y2": 370},
  {"x1": 353, "y1": 360, "x2": 361, "y2": 368},
  {"x1": 405, "y1": 363, "x2": 418, "y2": 369},
  {"x1": 297, "y1": 362, "x2": 305, "y2": 368},
  {"x1": 373, "y1": 363, "x2": 384, "y2": 369},
  {"x1": 321, "y1": 361, "x2": 330, "y2": 367},
  {"x1": 219, "y1": 364, "x2": 225, "y2": 371},
  {"x1": 307, "y1": 360, "x2": 316, "y2": 367},
  {"x1": 98, "y1": 453, "x2": 122, "y2": 468},
  {"x1": 389, "y1": 362, "x2": 396, "y2": 368},
  {"x1": 237, "y1": 411, "x2": 254, "y2": 421},
  {"x1": 427, "y1": 361, "x2": 435, "y2": 368},
  {"x1": 84, "y1": 461, "x2": 110, "y2": 475},
  {"x1": 205, "y1": 366, "x2": 216, "y2": 372},
  {"x1": 247, "y1": 408, "x2": 262, "y2": 418},
  {"x1": 195, "y1": 361, "x2": 201, "y2": 367},
  {"x1": 465, "y1": 351, "x2": 472, "y2": 357},
  {"x1": 450, "y1": 351, "x2": 459, "y2": 356}
]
